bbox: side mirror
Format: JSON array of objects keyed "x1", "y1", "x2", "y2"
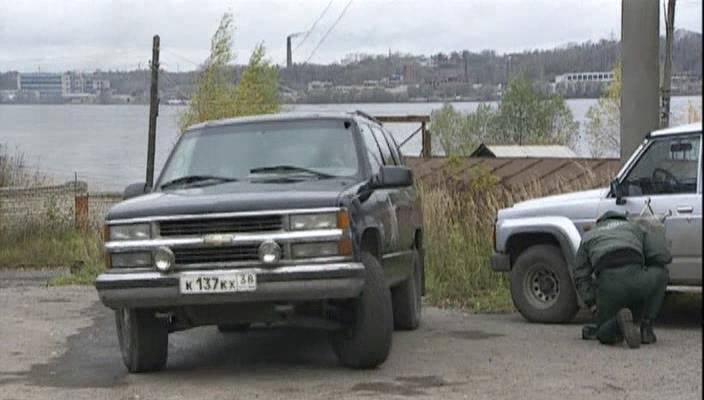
[
  {"x1": 610, "y1": 178, "x2": 626, "y2": 205},
  {"x1": 123, "y1": 182, "x2": 151, "y2": 200},
  {"x1": 372, "y1": 166, "x2": 413, "y2": 189}
]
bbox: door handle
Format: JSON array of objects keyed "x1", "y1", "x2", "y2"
[{"x1": 676, "y1": 206, "x2": 694, "y2": 214}]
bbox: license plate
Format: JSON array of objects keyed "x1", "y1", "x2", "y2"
[{"x1": 179, "y1": 271, "x2": 257, "y2": 294}]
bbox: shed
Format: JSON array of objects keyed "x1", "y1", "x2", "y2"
[{"x1": 470, "y1": 143, "x2": 578, "y2": 158}]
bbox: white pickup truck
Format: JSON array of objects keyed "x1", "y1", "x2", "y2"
[{"x1": 491, "y1": 122, "x2": 702, "y2": 323}]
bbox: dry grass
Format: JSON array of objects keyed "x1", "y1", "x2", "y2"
[
  {"x1": 421, "y1": 164, "x2": 607, "y2": 312},
  {"x1": 1, "y1": 145, "x2": 104, "y2": 284}
]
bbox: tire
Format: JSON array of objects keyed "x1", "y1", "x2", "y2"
[
  {"x1": 217, "y1": 323, "x2": 250, "y2": 333},
  {"x1": 510, "y1": 244, "x2": 579, "y2": 323},
  {"x1": 115, "y1": 308, "x2": 168, "y2": 372},
  {"x1": 391, "y1": 250, "x2": 422, "y2": 330},
  {"x1": 331, "y1": 251, "x2": 393, "y2": 369}
]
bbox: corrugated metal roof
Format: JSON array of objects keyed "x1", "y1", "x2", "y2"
[
  {"x1": 406, "y1": 156, "x2": 620, "y2": 193},
  {"x1": 470, "y1": 143, "x2": 578, "y2": 158}
]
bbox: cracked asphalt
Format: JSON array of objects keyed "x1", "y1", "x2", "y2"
[{"x1": 0, "y1": 268, "x2": 701, "y2": 400}]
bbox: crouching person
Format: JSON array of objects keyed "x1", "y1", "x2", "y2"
[{"x1": 574, "y1": 211, "x2": 671, "y2": 348}]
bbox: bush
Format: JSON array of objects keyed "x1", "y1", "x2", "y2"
[{"x1": 430, "y1": 76, "x2": 578, "y2": 156}]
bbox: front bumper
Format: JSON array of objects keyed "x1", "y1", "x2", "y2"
[
  {"x1": 95, "y1": 263, "x2": 365, "y2": 309},
  {"x1": 490, "y1": 252, "x2": 511, "y2": 272}
]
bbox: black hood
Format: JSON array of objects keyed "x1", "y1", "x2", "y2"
[{"x1": 107, "y1": 178, "x2": 359, "y2": 220}]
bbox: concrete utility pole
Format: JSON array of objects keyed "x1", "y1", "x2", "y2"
[
  {"x1": 661, "y1": 0, "x2": 676, "y2": 128},
  {"x1": 621, "y1": 0, "x2": 660, "y2": 162},
  {"x1": 145, "y1": 35, "x2": 160, "y2": 188}
]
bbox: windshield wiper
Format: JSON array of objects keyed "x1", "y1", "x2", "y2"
[
  {"x1": 249, "y1": 165, "x2": 336, "y2": 179},
  {"x1": 159, "y1": 175, "x2": 238, "y2": 190}
]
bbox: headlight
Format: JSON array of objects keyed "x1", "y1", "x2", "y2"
[
  {"x1": 291, "y1": 242, "x2": 340, "y2": 258},
  {"x1": 111, "y1": 252, "x2": 152, "y2": 268},
  {"x1": 108, "y1": 224, "x2": 151, "y2": 241},
  {"x1": 290, "y1": 213, "x2": 337, "y2": 230}
]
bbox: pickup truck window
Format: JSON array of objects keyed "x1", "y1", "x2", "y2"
[
  {"x1": 359, "y1": 123, "x2": 384, "y2": 173},
  {"x1": 373, "y1": 126, "x2": 401, "y2": 165},
  {"x1": 370, "y1": 125, "x2": 396, "y2": 165},
  {"x1": 158, "y1": 120, "x2": 359, "y2": 187},
  {"x1": 623, "y1": 134, "x2": 701, "y2": 196}
]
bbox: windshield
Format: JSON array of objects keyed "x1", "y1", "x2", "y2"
[{"x1": 157, "y1": 119, "x2": 359, "y2": 188}]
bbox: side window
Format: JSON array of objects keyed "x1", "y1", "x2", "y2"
[
  {"x1": 624, "y1": 135, "x2": 701, "y2": 196},
  {"x1": 370, "y1": 125, "x2": 395, "y2": 165},
  {"x1": 380, "y1": 127, "x2": 403, "y2": 165},
  {"x1": 358, "y1": 123, "x2": 384, "y2": 173}
]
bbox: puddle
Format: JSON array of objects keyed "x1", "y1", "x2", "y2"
[
  {"x1": 352, "y1": 375, "x2": 456, "y2": 397},
  {"x1": 22, "y1": 302, "x2": 128, "y2": 389},
  {"x1": 448, "y1": 330, "x2": 504, "y2": 340}
]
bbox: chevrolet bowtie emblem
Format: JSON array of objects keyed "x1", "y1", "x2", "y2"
[{"x1": 203, "y1": 234, "x2": 235, "y2": 246}]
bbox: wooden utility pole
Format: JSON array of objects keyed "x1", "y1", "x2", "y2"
[
  {"x1": 145, "y1": 35, "x2": 160, "y2": 188},
  {"x1": 661, "y1": 0, "x2": 676, "y2": 128}
]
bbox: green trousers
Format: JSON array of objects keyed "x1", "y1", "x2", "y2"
[{"x1": 595, "y1": 264, "x2": 669, "y2": 344}]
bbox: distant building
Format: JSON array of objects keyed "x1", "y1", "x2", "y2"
[
  {"x1": 554, "y1": 72, "x2": 614, "y2": 84},
  {"x1": 307, "y1": 81, "x2": 333, "y2": 91},
  {"x1": 17, "y1": 72, "x2": 63, "y2": 99},
  {"x1": 470, "y1": 143, "x2": 578, "y2": 158},
  {"x1": 402, "y1": 64, "x2": 416, "y2": 82}
]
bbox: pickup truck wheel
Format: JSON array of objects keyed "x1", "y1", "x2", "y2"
[
  {"x1": 391, "y1": 250, "x2": 422, "y2": 330},
  {"x1": 331, "y1": 251, "x2": 393, "y2": 369},
  {"x1": 115, "y1": 308, "x2": 168, "y2": 372},
  {"x1": 510, "y1": 245, "x2": 579, "y2": 323}
]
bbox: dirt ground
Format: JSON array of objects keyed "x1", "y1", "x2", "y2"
[{"x1": 0, "y1": 269, "x2": 701, "y2": 400}]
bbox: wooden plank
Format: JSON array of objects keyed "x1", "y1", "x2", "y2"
[{"x1": 375, "y1": 115, "x2": 430, "y2": 123}]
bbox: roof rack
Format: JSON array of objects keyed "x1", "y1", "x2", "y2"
[{"x1": 353, "y1": 110, "x2": 382, "y2": 125}]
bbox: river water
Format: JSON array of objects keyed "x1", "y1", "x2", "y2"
[{"x1": 0, "y1": 97, "x2": 700, "y2": 191}]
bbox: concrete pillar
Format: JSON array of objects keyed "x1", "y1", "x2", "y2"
[{"x1": 620, "y1": 0, "x2": 660, "y2": 162}]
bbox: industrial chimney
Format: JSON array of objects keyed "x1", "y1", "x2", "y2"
[{"x1": 286, "y1": 35, "x2": 293, "y2": 68}]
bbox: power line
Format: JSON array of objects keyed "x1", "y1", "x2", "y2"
[
  {"x1": 295, "y1": 0, "x2": 335, "y2": 51},
  {"x1": 305, "y1": 0, "x2": 354, "y2": 64}
]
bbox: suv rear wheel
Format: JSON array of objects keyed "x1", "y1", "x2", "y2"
[
  {"x1": 330, "y1": 251, "x2": 393, "y2": 369},
  {"x1": 510, "y1": 244, "x2": 579, "y2": 323},
  {"x1": 115, "y1": 308, "x2": 168, "y2": 372}
]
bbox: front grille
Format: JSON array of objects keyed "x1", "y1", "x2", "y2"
[
  {"x1": 159, "y1": 215, "x2": 283, "y2": 237},
  {"x1": 173, "y1": 245, "x2": 260, "y2": 264}
]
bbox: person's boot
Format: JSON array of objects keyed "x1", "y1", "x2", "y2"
[
  {"x1": 641, "y1": 319, "x2": 657, "y2": 344},
  {"x1": 616, "y1": 308, "x2": 641, "y2": 349},
  {"x1": 582, "y1": 324, "x2": 598, "y2": 340}
]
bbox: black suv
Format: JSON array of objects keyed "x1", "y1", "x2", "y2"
[{"x1": 95, "y1": 112, "x2": 424, "y2": 372}]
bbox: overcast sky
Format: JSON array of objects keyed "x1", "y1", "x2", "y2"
[{"x1": 0, "y1": 0, "x2": 701, "y2": 72}]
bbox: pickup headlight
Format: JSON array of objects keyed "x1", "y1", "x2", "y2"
[
  {"x1": 111, "y1": 252, "x2": 152, "y2": 268},
  {"x1": 291, "y1": 242, "x2": 340, "y2": 258},
  {"x1": 108, "y1": 224, "x2": 151, "y2": 241},
  {"x1": 290, "y1": 212, "x2": 338, "y2": 230}
]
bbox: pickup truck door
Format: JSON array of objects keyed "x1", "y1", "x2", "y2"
[{"x1": 597, "y1": 133, "x2": 702, "y2": 285}]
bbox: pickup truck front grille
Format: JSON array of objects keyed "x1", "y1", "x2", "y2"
[
  {"x1": 159, "y1": 215, "x2": 283, "y2": 237},
  {"x1": 173, "y1": 245, "x2": 260, "y2": 264}
]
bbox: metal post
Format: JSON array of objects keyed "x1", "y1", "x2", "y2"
[
  {"x1": 421, "y1": 121, "x2": 431, "y2": 158},
  {"x1": 145, "y1": 35, "x2": 160, "y2": 188},
  {"x1": 621, "y1": 0, "x2": 660, "y2": 163},
  {"x1": 661, "y1": 0, "x2": 676, "y2": 128}
]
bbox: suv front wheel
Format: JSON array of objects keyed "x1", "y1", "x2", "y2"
[
  {"x1": 510, "y1": 244, "x2": 579, "y2": 323},
  {"x1": 330, "y1": 251, "x2": 393, "y2": 369},
  {"x1": 115, "y1": 308, "x2": 169, "y2": 372}
]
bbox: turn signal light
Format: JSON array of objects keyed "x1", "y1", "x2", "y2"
[
  {"x1": 338, "y1": 238, "x2": 353, "y2": 256},
  {"x1": 337, "y1": 210, "x2": 350, "y2": 230}
]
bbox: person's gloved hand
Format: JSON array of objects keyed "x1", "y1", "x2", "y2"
[{"x1": 589, "y1": 304, "x2": 598, "y2": 315}]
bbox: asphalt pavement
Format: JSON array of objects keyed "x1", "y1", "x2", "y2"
[{"x1": 0, "y1": 268, "x2": 701, "y2": 400}]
